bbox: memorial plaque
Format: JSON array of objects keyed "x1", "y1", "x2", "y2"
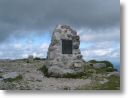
[{"x1": 62, "y1": 40, "x2": 72, "y2": 54}]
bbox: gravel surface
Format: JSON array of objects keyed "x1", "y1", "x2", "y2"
[{"x1": 0, "y1": 59, "x2": 91, "y2": 90}]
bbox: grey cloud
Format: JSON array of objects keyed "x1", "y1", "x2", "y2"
[
  {"x1": 0, "y1": 0, "x2": 120, "y2": 42},
  {"x1": 0, "y1": 42, "x2": 48, "y2": 59},
  {"x1": 79, "y1": 27, "x2": 120, "y2": 43},
  {"x1": 81, "y1": 45, "x2": 120, "y2": 62}
]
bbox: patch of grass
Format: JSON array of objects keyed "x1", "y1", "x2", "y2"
[
  {"x1": 62, "y1": 72, "x2": 86, "y2": 79},
  {"x1": 26, "y1": 59, "x2": 30, "y2": 63},
  {"x1": 0, "y1": 75, "x2": 3, "y2": 78},
  {"x1": 95, "y1": 67, "x2": 107, "y2": 74},
  {"x1": 88, "y1": 60, "x2": 97, "y2": 63},
  {"x1": 105, "y1": 67, "x2": 117, "y2": 72},
  {"x1": 4, "y1": 75, "x2": 23, "y2": 82},
  {"x1": 97, "y1": 61, "x2": 114, "y2": 68},
  {"x1": 96, "y1": 67, "x2": 118, "y2": 74},
  {"x1": 38, "y1": 65, "x2": 49, "y2": 77},
  {"x1": 38, "y1": 65, "x2": 89, "y2": 78},
  {"x1": 63, "y1": 86, "x2": 71, "y2": 90},
  {"x1": 76, "y1": 75, "x2": 120, "y2": 90},
  {"x1": 52, "y1": 39, "x2": 59, "y2": 45},
  {"x1": 88, "y1": 60, "x2": 114, "y2": 69},
  {"x1": 87, "y1": 60, "x2": 118, "y2": 74},
  {"x1": 34, "y1": 57, "x2": 41, "y2": 60},
  {"x1": 99, "y1": 75, "x2": 120, "y2": 90},
  {"x1": 38, "y1": 62, "x2": 116, "y2": 79},
  {"x1": 47, "y1": 72, "x2": 87, "y2": 79},
  {"x1": 83, "y1": 64, "x2": 96, "y2": 77}
]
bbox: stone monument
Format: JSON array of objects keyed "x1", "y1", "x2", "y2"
[{"x1": 47, "y1": 25, "x2": 85, "y2": 76}]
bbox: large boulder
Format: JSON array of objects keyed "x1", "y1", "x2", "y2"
[
  {"x1": 47, "y1": 25, "x2": 85, "y2": 76},
  {"x1": 93, "y1": 63, "x2": 106, "y2": 69},
  {"x1": 107, "y1": 71, "x2": 120, "y2": 77},
  {"x1": 2, "y1": 72, "x2": 19, "y2": 80},
  {"x1": 48, "y1": 66, "x2": 75, "y2": 76}
]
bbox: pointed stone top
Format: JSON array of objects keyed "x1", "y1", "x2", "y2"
[
  {"x1": 56, "y1": 24, "x2": 70, "y2": 30},
  {"x1": 55, "y1": 24, "x2": 77, "y2": 35}
]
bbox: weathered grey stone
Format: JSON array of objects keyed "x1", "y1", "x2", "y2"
[
  {"x1": 107, "y1": 71, "x2": 120, "y2": 77},
  {"x1": 99, "y1": 78, "x2": 108, "y2": 84},
  {"x1": 48, "y1": 66, "x2": 75, "y2": 76},
  {"x1": 93, "y1": 63, "x2": 106, "y2": 69},
  {"x1": 47, "y1": 25, "x2": 85, "y2": 76},
  {"x1": 3, "y1": 72, "x2": 19, "y2": 80},
  {"x1": 0, "y1": 78, "x2": 3, "y2": 81},
  {"x1": 0, "y1": 68, "x2": 4, "y2": 73}
]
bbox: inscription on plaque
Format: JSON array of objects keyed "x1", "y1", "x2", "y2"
[{"x1": 62, "y1": 40, "x2": 72, "y2": 54}]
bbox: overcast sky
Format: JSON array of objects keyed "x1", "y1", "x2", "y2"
[{"x1": 0, "y1": 0, "x2": 120, "y2": 65}]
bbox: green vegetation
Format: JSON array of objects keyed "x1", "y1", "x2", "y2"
[
  {"x1": 99, "y1": 61, "x2": 114, "y2": 68},
  {"x1": 74, "y1": 60, "x2": 120, "y2": 90},
  {"x1": 4, "y1": 75, "x2": 23, "y2": 82},
  {"x1": 83, "y1": 64, "x2": 96, "y2": 78},
  {"x1": 53, "y1": 72, "x2": 91, "y2": 79},
  {"x1": 99, "y1": 75, "x2": 120, "y2": 90},
  {"x1": 88, "y1": 60, "x2": 97, "y2": 63},
  {"x1": 0, "y1": 75, "x2": 3, "y2": 78},
  {"x1": 52, "y1": 39, "x2": 59, "y2": 45},
  {"x1": 38, "y1": 65, "x2": 49, "y2": 77},
  {"x1": 39, "y1": 65, "x2": 89, "y2": 78},
  {"x1": 0, "y1": 73, "x2": 3, "y2": 78},
  {"x1": 105, "y1": 67, "x2": 118, "y2": 72},
  {"x1": 34, "y1": 57, "x2": 41, "y2": 60},
  {"x1": 63, "y1": 86, "x2": 71, "y2": 90},
  {"x1": 39, "y1": 60, "x2": 118, "y2": 81},
  {"x1": 59, "y1": 72, "x2": 86, "y2": 79},
  {"x1": 76, "y1": 75, "x2": 120, "y2": 90},
  {"x1": 34, "y1": 57, "x2": 46, "y2": 60},
  {"x1": 88, "y1": 60, "x2": 114, "y2": 68},
  {"x1": 95, "y1": 67, "x2": 117, "y2": 74},
  {"x1": 87, "y1": 60, "x2": 118, "y2": 73}
]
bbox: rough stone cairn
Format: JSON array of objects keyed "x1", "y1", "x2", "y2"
[{"x1": 47, "y1": 25, "x2": 85, "y2": 76}]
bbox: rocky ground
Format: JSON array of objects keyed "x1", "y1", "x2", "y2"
[{"x1": 0, "y1": 59, "x2": 120, "y2": 90}]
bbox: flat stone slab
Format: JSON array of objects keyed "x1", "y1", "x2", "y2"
[
  {"x1": 2, "y1": 72, "x2": 19, "y2": 80},
  {"x1": 107, "y1": 71, "x2": 120, "y2": 77},
  {"x1": 30, "y1": 77, "x2": 91, "y2": 90}
]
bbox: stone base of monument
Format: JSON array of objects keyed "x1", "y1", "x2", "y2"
[
  {"x1": 46, "y1": 25, "x2": 85, "y2": 77},
  {"x1": 47, "y1": 61, "x2": 85, "y2": 77}
]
